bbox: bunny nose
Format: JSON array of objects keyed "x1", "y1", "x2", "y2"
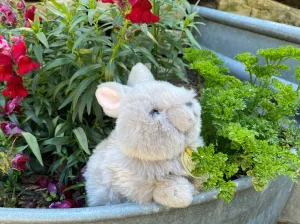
[{"x1": 167, "y1": 107, "x2": 195, "y2": 133}]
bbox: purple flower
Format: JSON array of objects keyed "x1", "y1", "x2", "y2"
[
  {"x1": 1, "y1": 122, "x2": 23, "y2": 135},
  {"x1": 75, "y1": 165, "x2": 87, "y2": 182},
  {"x1": 3, "y1": 97, "x2": 22, "y2": 115},
  {"x1": 11, "y1": 153, "x2": 30, "y2": 172},
  {"x1": 49, "y1": 199, "x2": 77, "y2": 209},
  {"x1": 47, "y1": 181, "x2": 58, "y2": 194},
  {"x1": 0, "y1": 4, "x2": 16, "y2": 25}
]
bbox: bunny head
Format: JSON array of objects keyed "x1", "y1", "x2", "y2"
[{"x1": 96, "y1": 63, "x2": 202, "y2": 161}]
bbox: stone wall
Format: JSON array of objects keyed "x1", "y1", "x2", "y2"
[{"x1": 217, "y1": 0, "x2": 300, "y2": 26}]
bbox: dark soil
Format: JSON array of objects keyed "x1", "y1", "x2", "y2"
[
  {"x1": 188, "y1": 0, "x2": 218, "y2": 9},
  {"x1": 168, "y1": 69, "x2": 203, "y2": 97}
]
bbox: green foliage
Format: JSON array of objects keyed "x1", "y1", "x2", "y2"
[
  {"x1": 0, "y1": 0, "x2": 203, "y2": 207},
  {"x1": 185, "y1": 46, "x2": 300, "y2": 203},
  {"x1": 192, "y1": 144, "x2": 238, "y2": 203}
]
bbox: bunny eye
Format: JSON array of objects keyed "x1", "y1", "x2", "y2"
[
  {"x1": 185, "y1": 102, "x2": 193, "y2": 107},
  {"x1": 150, "y1": 109, "x2": 160, "y2": 117}
]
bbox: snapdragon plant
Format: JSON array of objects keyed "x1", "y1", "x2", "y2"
[{"x1": 0, "y1": 0, "x2": 202, "y2": 208}]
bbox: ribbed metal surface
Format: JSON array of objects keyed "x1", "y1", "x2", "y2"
[{"x1": 0, "y1": 176, "x2": 294, "y2": 224}]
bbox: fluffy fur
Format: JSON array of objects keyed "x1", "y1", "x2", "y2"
[{"x1": 84, "y1": 63, "x2": 205, "y2": 208}]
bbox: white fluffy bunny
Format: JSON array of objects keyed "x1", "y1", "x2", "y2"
[{"x1": 84, "y1": 63, "x2": 205, "y2": 208}]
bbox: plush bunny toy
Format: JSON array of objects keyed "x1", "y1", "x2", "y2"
[{"x1": 84, "y1": 63, "x2": 205, "y2": 208}]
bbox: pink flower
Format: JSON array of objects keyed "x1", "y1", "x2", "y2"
[
  {"x1": 125, "y1": 0, "x2": 160, "y2": 24},
  {"x1": 0, "y1": 3, "x2": 16, "y2": 25},
  {"x1": 1, "y1": 122, "x2": 24, "y2": 135},
  {"x1": 2, "y1": 75, "x2": 28, "y2": 98},
  {"x1": 3, "y1": 96, "x2": 22, "y2": 115},
  {"x1": 11, "y1": 153, "x2": 30, "y2": 172},
  {"x1": 49, "y1": 199, "x2": 77, "y2": 209},
  {"x1": 0, "y1": 35, "x2": 12, "y2": 56},
  {"x1": 16, "y1": 1, "x2": 26, "y2": 13},
  {"x1": 0, "y1": 36, "x2": 12, "y2": 81}
]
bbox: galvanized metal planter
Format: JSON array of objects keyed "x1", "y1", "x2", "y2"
[
  {"x1": 0, "y1": 176, "x2": 294, "y2": 224},
  {"x1": 0, "y1": 6, "x2": 299, "y2": 224}
]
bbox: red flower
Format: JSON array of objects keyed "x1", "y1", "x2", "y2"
[
  {"x1": 24, "y1": 6, "x2": 42, "y2": 28},
  {"x1": 12, "y1": 36, "x2": 27, "y2": 63},
  {"x1": 125, "y1": 0, "x2": 159, "y2": 24},
  {"x1": 49, "y1": 199, "x2": 77, "y2": 209},
  {"x1": 128, "y1": 0, "x2": 138, "y2": 5},
  {"x1": 35, "y1": 176, "x2": 50, "y2": 188},
  {"x1": 0, "y1": 3, "x2": 16, "y2": 25},
  {"x1": 61, "y1": 184, "x2": 73, "y2": 199},
  {"x1": 2, "y1": 75, "x2": 28, "y2": 98},
  {"x1": 11, "y1": 153, "x2": 30, "y2": 172},
  {"x1": 0, "y1": 54, "x2": 12, "y2": 82},
  {"x1": 10, "y1": 36, "x2": 40, "y2": 75},
  {"x1": 3, "y1": 96, "x2": 22, "y2": 115},
  {"x1": 17, "y1": 56, "x2": 40, "y2": 75}
]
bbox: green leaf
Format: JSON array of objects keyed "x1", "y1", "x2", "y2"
[
  {"x1": 43, "y1": 137, "x2": 72, "y2": 146},
  {"x1": 46, "y1": 5, "x2": 65, "y2": 18},
  {"x1": 72, "y1": 76, "x2": 96, "y2": 110},
  {"x1": 50, "y1": 0, "x2": 70, "y2": 14},
  {"x1": 13, "y1": 145, "x2": 28, "y2": 154},
  {"x1": 88, "y1": 9, "x2": 96, "y2": 25},
  {"x1": 58, "y1": 92, "x2": 75, "y2": 110},
  {"x1": 33, "y1": 44, "x2": 43, "y2": 62},
  {"x1": 69, "y1": 64, "x2": 101, "y2": 86},
  {"x1": 43, "y1": 58, "x2": 73, "y2": 72},
  {"x1": 36, "y1": 32, "x2": 49, "y2": 48},
  {"x1": 72, "y1": 31, "x2": 93, "y2": 53},
  {"x1": 53, "y1": 80, "x2": 69, "y2": 99},
  {"x1": 185, "y1": 29, "x2": 201, "y2": 49},
  {"x1": 73, "y1": 127, "x2": 90, "y2": 155},
  {"x1": 21, "y1": 132, "x2": 43, "y2": 166},
  {"x1": 69, "y1": 15, "x2": 87, "y2": 32},
  {"x1": 105, "y1": 60, "x2": 117, "y2": 81}
]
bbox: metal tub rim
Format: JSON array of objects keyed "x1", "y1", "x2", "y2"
[
  {"x1": 195, "y1": 6, "x2": 300, "y2": 45},
  {"x1": 0, "y1": 177, "x2": 253, "y2": 223}
]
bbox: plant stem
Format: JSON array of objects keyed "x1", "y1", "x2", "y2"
[
  {"x1": 249, "y1": 72, "x2": 253, "y2": 85},
  {"x1": 111, "y1": 19, "x2": 130, "y2": 60},
  {"x1": 152, "y1": 0, "x2": 158, "y2": 77}
]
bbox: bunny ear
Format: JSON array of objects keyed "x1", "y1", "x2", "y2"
[
  {"x1": 95, "y1": 82, "x2": 130, "y2": 118},
  {"x1": 127, "y1": 63, "x2": 155, "y2": 86}
]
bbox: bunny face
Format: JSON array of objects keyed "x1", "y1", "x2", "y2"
[{"x1": 96, "y1": 63, "x2": 202, "y2": 161}]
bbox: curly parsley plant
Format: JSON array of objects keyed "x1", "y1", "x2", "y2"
[{"x1": 184, "y1": 46, "x2": 300, "y2": 203}]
